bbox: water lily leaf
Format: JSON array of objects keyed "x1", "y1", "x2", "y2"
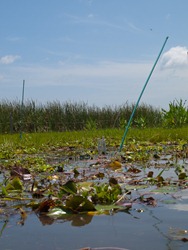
[
  {"x1": 125, "y1": 184, "x2": 148, "y2": 190},
  {"x1": 151, "y1": 186, "x2": 178, "y2": 193},
  {"x1": 6, "y1": 177, "x2": 23, "y2": 191},
  {"x1": 108, "y1": 160, "x2": 122, "y2": 169},
  {"x1": 178, "y1": 172, "x2": 187, "y2": 180},
  {"x1": 65, "y1": 195, "x2": 96, "y2": 213},
  {"x1": 95, "y1": 204, "x2": 127, "y2": 212},
  {"x1": 60, "y1": 180, "x2": 77, "y2": 195}
]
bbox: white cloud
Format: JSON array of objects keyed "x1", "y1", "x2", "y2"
[
  {"x1": 0, "y1": 60, "x2": 151, "y2": 91},
  {"x1": 0, "y1": 55, "x2": 21, "y2": 65},
  {"x1": 1, "y1": 58, "x2": 188, "y2": 108},
  {"x1": 161, "y1": 46, "x2": 188, "y2": 69}
]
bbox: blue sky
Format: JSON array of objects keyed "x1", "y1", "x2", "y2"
[{"x1": 1, "y1": 0, "x2": 188, "y2": 108}]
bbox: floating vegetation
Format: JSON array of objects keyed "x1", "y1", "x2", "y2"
[{"x1": 0, "y1": 136, "x2": 188, "y2": 232}]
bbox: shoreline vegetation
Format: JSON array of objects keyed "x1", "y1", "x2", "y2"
[
  {"x1": 0, "y1": 99, "x2": 188, "y2": 151},
  {"x1": 0, "y1": 99, "x2": 187, "y2": 134},
  {"x1": 1, "y1": 127, "x2": 188, "y2": 150},
  {"x1": 0, "y1": 99, "x2": 188, "y2": 232},
  {"x1": 0, "y1": 99, "x2": 162, "y2": 133}
]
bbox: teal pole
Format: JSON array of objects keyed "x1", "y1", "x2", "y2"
[
  {"x1": 119, "y1": 36, "x2": 169, "y2": 152},
  {"x1": 20, "y1": 80, "x2": 25, "y2": 139}
]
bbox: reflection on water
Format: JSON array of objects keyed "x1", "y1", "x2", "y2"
[
  {"x1": 1, "y1": 152, "x2": 188, "y2": 249},
  {"x1": 168, "y1": 204, "x2": 188, "y2": 211},
  {"x1": 38, "y1": 213, "x2": 93, "y2": 227},
  {"x1": 1, "y1": 203, "x2": 188, "y2": 250}
]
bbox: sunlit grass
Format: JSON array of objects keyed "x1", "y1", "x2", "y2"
[{"x1": 1, "y1": 127, "x2": 188, "y2": 153}]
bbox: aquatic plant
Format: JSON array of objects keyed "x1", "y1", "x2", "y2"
[{"x1": 162, "y1": 99, "x2": 188, "y2": 128}]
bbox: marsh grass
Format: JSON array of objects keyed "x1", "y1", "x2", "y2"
[
  {"x1": 1, "y1": 127, "x2": 188, "y2": 155},
  {"x1": 0, "y1": 100, "x2": 162, "y2": 133}
]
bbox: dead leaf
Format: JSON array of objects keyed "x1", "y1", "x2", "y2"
[{"x1": 36, "y1": 199, "x2": 56, "y2": 213}]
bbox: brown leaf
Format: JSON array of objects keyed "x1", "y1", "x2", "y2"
[
  {"x1": 11, "y1": 165, "x2": 31, "y2": 180},
  {"x1": 140, "y1": 195, "x2": 157, "y2": 206},
  {"x1": 36, "y1": 199, "x2": 55, "y2": 213},
  {"x1": 181, "y1": 237, "x2": 188, "y2": 242},
  {"x1": 127, "y1": 167, "x2": 141, "y2": 173},
  {"x1": 147, "y1": 171, "x2": 153, "y2": 178}
]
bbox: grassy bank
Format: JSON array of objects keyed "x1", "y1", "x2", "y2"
[{"x1": 0, "y1": 127, "x2": 188, "y2": 156}]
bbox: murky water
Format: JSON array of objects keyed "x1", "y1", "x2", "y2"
[
  {"x1": 0, "y1": 197, "x2": 188, "y2": 250},
  {"x1": 1, "y1": 153, "x2": 188, "y2": 250}
]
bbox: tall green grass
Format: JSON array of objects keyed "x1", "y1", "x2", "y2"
[
  {"x1": 1, "y1": 127, "x2": 188, "y2": 153},
  {"x1": 0, "y1": 100, "x2": 162, "y2": 134}
]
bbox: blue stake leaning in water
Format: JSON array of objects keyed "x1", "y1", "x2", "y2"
[
  {"x1": 119, "y1": 36, "x2": 169, "y2": 152},
  {"x1": 19, "y1": 80, "x2": 25, "y2": 139}
]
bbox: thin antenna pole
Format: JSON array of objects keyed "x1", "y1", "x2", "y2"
[
  {"x1": 119, "y1": 36, "x2": 169, "y2": 152},
  {"x1": 20, "y1": 80, "x2": 25, "y2": 139}
]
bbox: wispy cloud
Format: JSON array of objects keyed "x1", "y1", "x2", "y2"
[
  {"x1": 0, "y1": 60, "x2": 151, "y2": 89},
  {"x1": 1, "y1": 59, "x2": 188, "y2": 108},
  {"x1": 6, "y1": 36, "x2": 24, "y2": 42},
  {"x1": 64, "y1": 13, "x2": 137, "y2": 32},
  {"x1": 78, "y1": 0, "x2": 93, "y2": 6},
  {"x1": 88, "y1": 13, "x2": 94, "y2": 18},
  {"x1": 165, "y1": 13, "x2": 171, "y2": 21},
  {"x1": 0, "y1": 55, "x2": 21, "y2": 65},
  {"x1": 126, "y1": 21, "x2": 143, "y2": 33},
  {"x1": 161, "y1": 46, "x2": 188, "y2": 69}
]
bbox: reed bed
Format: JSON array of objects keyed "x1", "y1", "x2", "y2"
[{"x1": 0, "y1": 100, "x2": 162, "y2": 134}]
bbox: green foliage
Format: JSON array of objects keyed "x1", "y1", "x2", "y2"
[
  {"x1": 65, "y1": 195, "x2": 96, "y2": 213},
  {"x1": 90, "y1": 182, "x2": 122, "y2": 205},
  {"x1": 84, "y1": 118, "x2": 97, "y2": 130},
  {"x1": 59, "y1": 180, "x2": 77, "y2": 196},
  {"x1": 1, "y1": 128, "x2": 188, "y2": 228},
  {"x1": 3, "y1": 98, "x2": 188, "y2": 132},
  {"x1": 162, "y1": 99, "x2": 188, "y2": 128},
  {"x1": 134, "y1": 116, "x2": 147, "y2": 128},
  {"x1": 5, "y1": 177, "x2": 23, "y2": 191},
  {"x1": 0, "y1": 100, "x2": 162, "y2": 133}
]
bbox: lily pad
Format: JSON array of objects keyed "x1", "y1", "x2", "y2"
[{"x1": 65, "y1": 195, "x2": 96, "y2": 213}]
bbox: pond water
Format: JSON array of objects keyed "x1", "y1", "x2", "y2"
[
  {"x1": 0, "y1": 194, "x2": 188, "y2": 250},
  {"x1": 1, "y1": 150, "x2": 188, "y2": 250}
]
